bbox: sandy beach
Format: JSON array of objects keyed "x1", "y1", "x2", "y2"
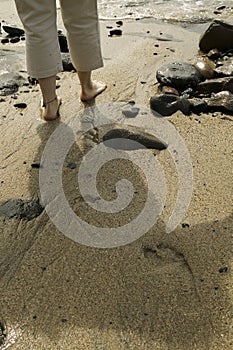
[{"x1": 0, "y1": 3, "x2": 232, "y2": 350}]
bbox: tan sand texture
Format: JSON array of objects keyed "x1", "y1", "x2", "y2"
[{"x1": 0, "y1": 4, "x2": 232, "y2": 350}]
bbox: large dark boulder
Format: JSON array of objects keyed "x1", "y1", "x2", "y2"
[
  {"x1": 150, "y1": 94, "x2": 191, "y2": 116},
  {"x1": 199, "y1": 20, "x2": 233, "y2": 53},
  {"x1": 156, "y1": 62, "x2": 203, "y2": 90}
]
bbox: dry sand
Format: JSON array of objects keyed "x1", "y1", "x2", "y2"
[{"x1": 0, "y1": 4, "x2": 232, "y2": 350}]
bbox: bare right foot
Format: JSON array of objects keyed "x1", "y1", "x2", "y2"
[{"x1": 80, "y1": 80, "x2": 107, "y2": 102}]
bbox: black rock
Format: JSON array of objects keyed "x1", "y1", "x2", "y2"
[
  {"x1": 103, "y1": 125, "x2": 168, "y2": 150},
  {"x1": 31, "y1": 162, "x2": 41, "y2": 168},
  {"x1": 1, "y1": 38, "x2": 9, "y2": 44},
  {"x1": 2, "y1": 25, "x2": 24, "y2": 37},
  {"x1": 0, "y1": 198, "x2": 44, "y2": 221},
  {"x1": 219, "y1": 266, "x2": 228, "y2": 273},
  {"x1": 199, "y1": 20, "x2": 233, "y2": 53},
  {"x1": 58, "y1": 33, "x2": 69, "y2": 53},
  {"x1": 28, "y1": 76, "x2": 38, "y2": 85},
  {"x1": 109, "y1": 29, "x2": 122, "y2": 37},
  {"x1": 156, "y1": 62, "x2": 203, "y2": 90},
  {"x1": 14, "y1": 102, "x2": 27, "y2": 108},
  {"x1": 10, "y1": 37, "x2": 20, "y2": 44},
  {"x1": 116, "y1": 20, "x2": 123, "y2": 26},
  {"x1": 191, "y1": 100, "x2": 209, "y2": 114},
  {"x1": 150, "y1": 94, "x2": 191, "y2": 116},
  {"x1": 62, "y1": 53, "x2": 76, "y2": 71}
]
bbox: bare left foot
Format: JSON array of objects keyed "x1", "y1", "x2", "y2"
[
  {"x1": 80, "y1": 80, "x2": 107, "y2": 102},
  {"x1": 40, "y1": 96, "x2": 62, "y2": 121}
]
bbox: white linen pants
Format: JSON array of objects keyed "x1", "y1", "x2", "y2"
[{"x1": 14, "y1": 0, "x2": 103, "y2": 78}]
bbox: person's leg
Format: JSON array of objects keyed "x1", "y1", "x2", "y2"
[
  {"x1": 60, "y1": 0, "x2": 106, "y2": 101},
  {"x1": 14, "y1": 0, "x2": 62, "y2": 120},
  {"x1": 77, "y1": 71, "x2": 107, "y2": 102},
  {"x1": 38, "y1": 76, "x2": 62, "y2": 121}
]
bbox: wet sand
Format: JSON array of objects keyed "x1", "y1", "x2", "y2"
[{"x1": 0, "y1": 5, "x2": 232, "y2": 350}]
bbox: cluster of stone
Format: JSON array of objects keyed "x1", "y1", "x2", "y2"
[
  {"x1": 0, "y1": 23, "x2": 75, "y2": 72},
  {"x1": 0, "y1": 24, "x2": 76, "y2": 96},
  {"x1": 150, "y1": 20, "x2": 233, "y2": 116}
]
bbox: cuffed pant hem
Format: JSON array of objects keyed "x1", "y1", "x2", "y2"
[
  {"x1": 76, "y1": 60, "x2": 104, "y2": 72},
  {"x1": 29, "y1": 63, "x2": 63, "y2": 79}
]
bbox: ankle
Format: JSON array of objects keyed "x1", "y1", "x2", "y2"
[{"x1": 42, "y1": 96, "x2": 58, "y2": 106}]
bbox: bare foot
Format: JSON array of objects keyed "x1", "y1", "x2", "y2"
[
  {"x1": 80, "y1": 80, "x2": 107, "y2": 102},
  {"x1": 41, "y1": 96, "x2": 62, "y2": 121}
]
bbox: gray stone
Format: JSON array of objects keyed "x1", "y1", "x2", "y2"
[
  {"x1": 199, "y1": 20, "x2": 233, "y2": 53},
  {"x1": 150, "y1": 94, "x2": 191, "y2": 116},
  {"x1": 197, "y1": 77, "x2": 233, "y2": 95},
  {"x1": 0, "y1": 198, "x2": 44, "y2": 220},
  {"x1": 62, "y1": 53, "x2": 76, "y2": 72},
  {"x1": 122, "y1": 107, "x2": 140, "y2": 118},
  {"x1": 181, "y1": 88, "x2": 195, "y2": 99},
  {"x1": 0, "y1": 73, "x2": 26, "y2": 96},
  {"x1": 156, "y1": 62, "x2": 203, "y2": 90},
  {"x1": 206, "y1": 91, "x2": 233, "y2": 112},
  {"x1": 103, "y1": 125, "x2": 168, "y2": 150},
  {"x1": 214, "y1": 57, "x2": 233, "y2": 76}
]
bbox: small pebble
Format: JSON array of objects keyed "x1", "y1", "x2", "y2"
[
  {"x1": 219, "y1": 266, "x2": 228, "y2": 273},
  {"x1": 10, "y1": 37, "x2": 20, "y2": 43},
  {"x1": 182, "y1": 223, "x2": 190, "y2": 228},
  {"x1": 31, "y1": 162, "x2": 41, "y2": 169},
  {"x1": 109, "y1": 29, "x2": 122, "y2": 37},
  {"x1": 116, "y1": 20, "x2": 123, "y2": 26},
  {"x1": 1, "y1": 38, "x2": 9, "y2": 44},
  {"x1": 14, "y1": 103, "x2": 27, "y2": 108},
  {"x1": 67, "y1": 163, "x2": 77, "y2": 169}
]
